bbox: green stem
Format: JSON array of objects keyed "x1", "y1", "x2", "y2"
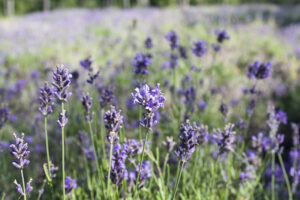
[
  {"x1": 21, "y1": 170, "x2": 27, "y2": 200},
  {"x1": 134, "y1": 129, "x2": 150, "y2": 197},
  {"x1": 44, "y1": 116, "x2": 52, "y2": 180},
  {"x1": 88, "y1": 122, "x2": 101, "y2": 181},
  {"x1": 61, "y1": 103, "x2": 66, "y2": 200},
  {"x1": 172, "y1": 161, "x2": 184, "y2": 200},
  {"x1": 278, "y1": 153, "x2": 293, "y2": 200},
  {"x1": 107, "y1": 140, "x2": 113, "y2": 195},
  {"x1": 271, "y1": 153, "x2": 275, "y2": 200}
]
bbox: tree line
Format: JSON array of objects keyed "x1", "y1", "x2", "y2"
[{"x1": 1, "y1": 0, "x2": 299, "y2": 16}]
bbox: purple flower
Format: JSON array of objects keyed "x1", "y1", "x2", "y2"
[
  {"x1": 14, "y1": 178, "x2": 33, "y2": 196},
  {"x1": 165, "y1": 30, "x2": 179, "y2": 50},
  {"x1": 104, "y1": 106, "x2": 123, "y2": 143},
  {"x1": 215, "y1": 29, "x2": 230, "y2": 43},
  {"x1": 198, "y1": 100, "x2": 207, "y2": 112},
  {"x1": 178, "y1": 46, "x2": 188, "y2": 59},
  {"x1": 175, "y1": 120, "x2": 200, "y2": 162},
  {"x1": 132, "y1": 53, "x2": 152, "y2": 75},
  {"x1": 109, "y1": 143, "x2": 127, "y2": 185},
  {"x1": 80, "y1": 56, "x2": 93, "y2": 71},
  {"x1": 87, "y1": 71, "x2": 100, "y2": 84},
  {"x1": 10, "y1": 133, "x2": 30, "y2": 169},
  {"x1": 135, "y1": 161, "x2": 151, "y2": 189},
  {"x1": 132, "y1": 83, "x2": 165, "y2": 114},
  {"x1": 191, "y1": 40, "x2": 207, "y2": 57},
  {"x1": 246, "y1": 98, "x2": 256, "y2": 116},
  {"x1": 0, "y1": 106, "x2": 9, "y2": 129},
  {"x1": 276, "y1": 110, "x2": 287, "y2": 125},
  {"x1": 57, "y1": 110, "x2": 69, "y2": 129},
  {"x1": 52, "y1": 65, "x2": 72, "y2": 103},
  {"x1": 211, "y1": 43, "x2": 221, "y2": 52},
  {"x1": 183, "y1": 85, "x2": 196, "y2": 113},
  {"x1": 144, "y1": 37, "x2": 153, "y2": 49},
  {"x1": 39, "y1": 82, "x2": 54, "y2": 116},
  {"x1": 247, "y1": 61, "x2": 272, "y2": 80},
  {"x1": 81, "y1": 94, "x2": 94, "y2": 123},
  {"x1": 65, "y1": 176, "x2": 77, "y2": 194},
  {"x1": 214, "y1": 124, "x2": 236, "y2": 154}
]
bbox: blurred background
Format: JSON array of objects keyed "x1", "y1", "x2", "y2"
[{"x1": 0, "y1": 0, "x2": 300, "y2": 16}]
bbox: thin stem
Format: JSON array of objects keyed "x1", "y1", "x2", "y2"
[
  {"x1": 61, "y1": 103, "x2": 66, "y2": 200},
  {"x1": 134, "y1": 129, "x2": 150, "y2": 196},
  {"x1": 88, "y1": 122, "x2": 101, "y2": 181},
  {"x1": 44, "y1": 116, "x2": 52, "y2": 180},
  {"x1": 278, "y1": 153, "x2": 293, "y2": 200},
  {"x1": 21, "y1": 170, "x2": 27, "y2": 200},
  {"x1": 271, "y1": 153, "x2": 275, "y2": 200},
  {"x1": 138, "y1": 108, "x2": 142, "y2": 141},
  {"x1": 172, "y1": 161, "x2": 184, "y2": 200},
  {"x1": 107, "y1": 140, "x2": 114, "y2": 195}
]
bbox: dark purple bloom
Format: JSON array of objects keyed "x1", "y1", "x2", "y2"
[
  {"x1": 39, "y1": 82, "x2": 54, "y2": 116},
  {"x1": 52, "y1": 65, "x2": 72, "y2": 103},
  {"x1": 219, "y1": 103, "x2": 228, "y2": 118},
  {"x1": 87, "y1": 71, "x2": 100, "y2": 84},
  {"x1": 65, "y1": 176, "x2": 77, "y2": 194},
  {"x1": 144, "y1": 37, "x2": 153, "y2": 49},
  {"x1": 104, "y1": 106, "x2": 123, "y2": 143},
  {"x1": 191, "y1": 40, "x2": 207, "y2": 57},
  {"x1": 10, "y1": 133, "x2": 30, "y2": 169},
  {"x1": 178, "y1": 46, "x2": 188, "y2": 59},
  {"x1": 215, "y1": 30, "x2": 230, "y2": 43},
  {"x1": 183, "y1": 85, "x2": 196, "y2": 113},
  {"x1": 165, "y1": 30, "x2": 179, "y2": 50},
  {"x1": 175, "y1": 120, "x2": 199, "y2": 162},
  {"x1": 110, "y1": 143, "x2": 127, "y2": 185},
  {"x1": 80, "y1": 56, "x2": 93, "y2": 71},
  {"x1": 81, "y1": 94, "x2": 94, "y2": 123},
  {"x1": 211, "y1": 43, "x2": 221, "y2": 52},
  {"x1": 0, "y1": 106, "x2": 9, "y2": 129},
  {"x1": 132, "y1": 53, "x2": 152, "y2": 75},
  {"x1": 247, "y1": 61, "x2": 272, "y2": 80},
  {"x1": 214, "y1": 124, "x2": 236, "y2": 154}
]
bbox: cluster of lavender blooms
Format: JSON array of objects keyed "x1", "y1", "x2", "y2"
[
  {"x1": 247, "y1": 61, "x2": 272, "y2": 80},
  {"x1": 52, "y1": 65, "x2": 72, "y2": 103},
  {"x1": 132, "y1": 53, "x2": 152, "y2": 75},
  {"x1": 81, "y1": 94, "x2": 94, "y2": 123},
  {"x1": 191, "y1": 40, "x2": 207, "y2": 57},
  {"x1": 99, "y1": 87, "x2": 115, "y2": 108},
  {"x1": 144, "y1": 37, "x2": 153, "y2": 49},
  {"x1": 213, "y1": 123, "x2": 236, "y2": 155},
  {"x1": 104, "y1": 106, "x2": 124, "y2": 143},
  {"x1": 239, "y1": 150, "x2": 261, "y2": 183},
  {"x1": 109, "y1": 143, "x2": 127, "y2": 185},
  {"x1": 165, "y1": 30, "x2": 179, "y2": 50},
  {"x1": 65, "y1": 176, "x2": 77, "y2": 194},
  {"x1": 39, "y1": 82, "x2": 54, "y2": 116},
  {"x1": 132, "y1": 83, "x2": 165, "y2": 129},
  {"x1": 10, "y1": 133, "x2": 33, "y2": 196},
  {"x1": 212, "y1": 29, "x2": 230, "y2": 52},
  {"x1": 175, "y1": 120, "x2": 209, "y2": 163},
  {"x1": 123, "y1": 139, "x2": 149, "y2": 164}
]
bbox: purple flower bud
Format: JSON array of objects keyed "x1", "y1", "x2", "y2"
[
  {"x1": 80, "y1": 56, "x2": 93, "y2": 71},
  {"x1": 52, "y1": 65, "x2": 72, "y2": 103},
  {"x1": 132, "y1": 53, "x2": 152, "y2": 75},
  {"x1": 214, "y1": 124, "x2": 236, "y2": 155},
  {"x1": 104, "y1": 106, "x2": 123, "y2": 143},
  {"x1": 39, "y1": 82, "x2": 54, "y2": 116},
  {"x1": 165, "y1": 30, "x2": 179, "y2": 50},
  {"x1": 57, "y1": 110, "x2": 68, "y2": 128},
  {"x1": 215, "y1": 29, "x2": 230, "y2": 43},
  {"x1": 10, "y1": 133, "x2": 30, "y2": 169},
  {"x1": 81, "y1": 94, "x2": 94, "y2": 123},
  {"x1": 144, "y1": 37, "x2": 153, "y2": 49}
]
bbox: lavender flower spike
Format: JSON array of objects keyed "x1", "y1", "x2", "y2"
[
  {"x1": 214, "y1": 123, "x2": 236, "y2": 155},
  {"x1": 39, "y1": 82, "x2": 54, "y2": 116},
  {"x1": 10, "y1": 133, "x2": 30, "y2": 169},
  {"x1": 65, "y1": 176, "x2": 77, "y2": 194},
  {"x1": 14, "y1": 178, "x2": 33, "y2": 196},
  {"x1": 110, "y1": 143, "x2": 127, "y2": 185},
  {"x1": 52, "y1": 65, "x2": 72, "y2": 103},
  {"x1": 81, "y1": 94, "x2": 94, "y2": 123},
  {"x1": 104, "y1": 106, "x2": 124, "y2": 143}
]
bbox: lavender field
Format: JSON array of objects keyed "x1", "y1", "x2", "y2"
[{"x1": 1, "y1": 5, "x2": 300, "y2": 200}]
